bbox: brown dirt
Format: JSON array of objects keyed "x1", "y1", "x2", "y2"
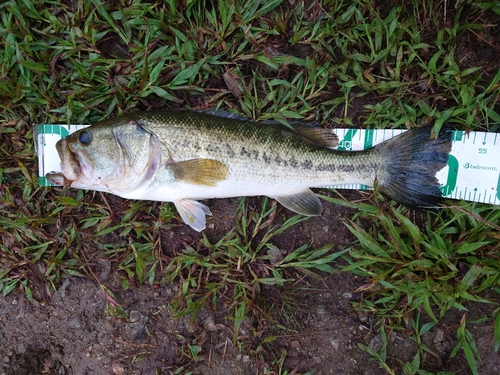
[
  {"x1": 2, "y1": 3, "x2": 500, "y2": 375},
  {"x1": 1, "y1": 191, "x2": 500, "y2": 375}
]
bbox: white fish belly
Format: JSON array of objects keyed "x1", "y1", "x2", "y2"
[{"x1": 120, "y1": 165, "x2": 372, "y2": 202}]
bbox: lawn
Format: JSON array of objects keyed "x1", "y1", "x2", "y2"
[{"x1": 1, "y1": 0, "x2": 500, "y2": 374}]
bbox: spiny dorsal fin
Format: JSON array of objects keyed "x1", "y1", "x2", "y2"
[
  {"x1": 199, "y1": 110, "x2": 339, "y2": 148},
  {"x1": 290, "y1": 124, "x2": 339, "y2": 149},
  {"x1": 274, "y1": 189, "x2": 323, "y2": 216},
  {"x1": 169, "y1": 159, "x2": 229, "y2": 186},
  {"x1": 196, "y1": 108, "x2": 249, "y2": 121}
]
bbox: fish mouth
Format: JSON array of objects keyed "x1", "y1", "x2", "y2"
[
  {"x1": 48, "y1": 138, "x2": 92, "y2": 185},
  {"x1": 46, "y1": 172, "x2": 70, "y2": 186},
  {"x1": 56, "y1": 139, "x2": 80, "y2": 181}
]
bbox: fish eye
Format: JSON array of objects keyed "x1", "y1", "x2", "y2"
[{"x1": 79, "y1": 130, "x2": 91, "y2": 144}]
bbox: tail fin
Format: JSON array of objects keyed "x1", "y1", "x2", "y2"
[{"x1": 376, "y1": 125, "x2": 452, "y2": 209}]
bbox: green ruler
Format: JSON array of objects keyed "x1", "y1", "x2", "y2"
[
  {"x1": 332, "y1": 128, "x2": 499, "y2": 205},
  {"x1": 35, "y1": 124, "x2": 88, "y2": 187},
  {"x1": 36, "y1": 125, "x2": 499, "y2": 205}
]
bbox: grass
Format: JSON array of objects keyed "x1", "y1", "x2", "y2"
[
  {"x1": 163, "y1": 197, "x2": 345, "y2": 340},
  {"x1": 322, "y1": 191, "x2": 500, "y2": 374},
  {"x1": 1, "y1": 0, "x2": 500, "y2": 373}
]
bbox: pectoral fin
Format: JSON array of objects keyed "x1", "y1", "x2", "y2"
[
  {"x1": 169, "y1": 159, "x2": 229, "y2": 186},
  {"x1": 174, "y1": 199, "x2": 212, "y2": 231},
  {"x1": 274, "y1": 189, "x2": 323, "y2": 216}
]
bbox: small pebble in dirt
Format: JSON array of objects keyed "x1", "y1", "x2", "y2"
[
  {"x1": 290, "y1": 340, "x2": 300, "y2": 349},
  {"x1": 68, "y1": 317, "x2": 81, "y2": 329},
  {"x1": 2, "y1": 357, "x2": 9, "y2": 364},
  {"x1": 368, "y1": 334, "x2": 383, "y2": 352},
  {"x1": 112, "y1": 362, "x2": 125, "y2": 375},
  {"x1": 96, "y1": 260, "x2": 111, "y2": 281},
  {"x1": 133, "y1": 327, "x2": 149, "y2": 341},
  {"x1": 313, "y1": 356, "x2": 321, "y2": 364},
  {"x1": 203, "y1": 316, "x2": 217, "y2": 331},
  {"x1": 129, "y1": 310, "x2": 143, "y2": 323},
  {"x1": 433, "y1": 328, "x2": 449, "y2": 353},
  {"x1": 314, "y1": 306, "x2": 327, "y2": 315},
  {"x1": 390, "y1": 331, "x2": 397, "y2": 343},
  {"x1": 330, "y1": 339, "x2": 340, "y2": 350},
  {"x1": 266, "y1": 246, "x2": 283, "y2": 265},
  {"x1": 357, "y1": 311, "x2": 368, "y2": 323},
  {"x1": 342, "y1": 292, "x2": 353, "y2": 300}
]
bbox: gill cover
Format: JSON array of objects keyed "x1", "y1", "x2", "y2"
[{"x1": 108, "y1": 120, "x2": 162, "y2": 193}]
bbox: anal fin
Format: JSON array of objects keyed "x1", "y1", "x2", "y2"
[
  {"x1": 274, "y1": 189, "x2": 323, "y2": 216},
  {"x1": 174, "y1": 199, "x2": 212, "y2": 231}
]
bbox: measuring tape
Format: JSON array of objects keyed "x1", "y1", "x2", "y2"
[
  {"x1": 332, "y1": 128, "x2": 499, "y2": 205},
  {"x1": 36, "y1": 125, "x2": 500, "y2": 205}
]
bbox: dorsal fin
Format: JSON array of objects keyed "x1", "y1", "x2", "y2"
[
  {"x1": 289, "y1": 124, "x2": 339, "y2": 149},
  {"x1": 200, "y1": 109, "x2": 338, "y2": 148},
  {"x1": 196, "y1": 109, "x2": 250, "y2": 121}
]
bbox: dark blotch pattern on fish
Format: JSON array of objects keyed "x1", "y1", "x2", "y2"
[
  {"x1": 337, "y1": 165, "x2": 355, "y2": 173},
  {"x1": 225, "y1": 144, "x2": 235, "y2": 157},
  {"x1": 301, "y1": 160, "x2": 313, "y2": 170},
  {"x1": 316, "y1": 163, "x2": 337, "y2": 172},
  {"x1": 206, "y1": 144, "x2": 222, "y2": 153},
  {"x1": 240, "y1": 147, "x2": 251, "y2": 158}
]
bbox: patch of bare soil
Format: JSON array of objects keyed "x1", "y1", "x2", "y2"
[
  {"x1": 1, "y1": 192, "x2": 499, "y2": 375},
  {"x1": 2, "y1": 4, "x2": 500, "y2": 374}
]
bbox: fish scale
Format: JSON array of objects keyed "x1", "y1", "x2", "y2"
[
  {"x1": 144, "y1": 111, "x2": 379, "y2": 187},
  {"x1": 45, "y1": 110, "x2": 452, "y2": 231}
]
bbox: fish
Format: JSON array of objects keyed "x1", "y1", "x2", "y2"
[{"x1": 46, "y1": 110, "x2": 452, "y2": 231}]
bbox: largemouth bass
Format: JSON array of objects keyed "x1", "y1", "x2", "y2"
[{"x1": 46, "y1": 111, "x2": 452, "y2": 231}]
